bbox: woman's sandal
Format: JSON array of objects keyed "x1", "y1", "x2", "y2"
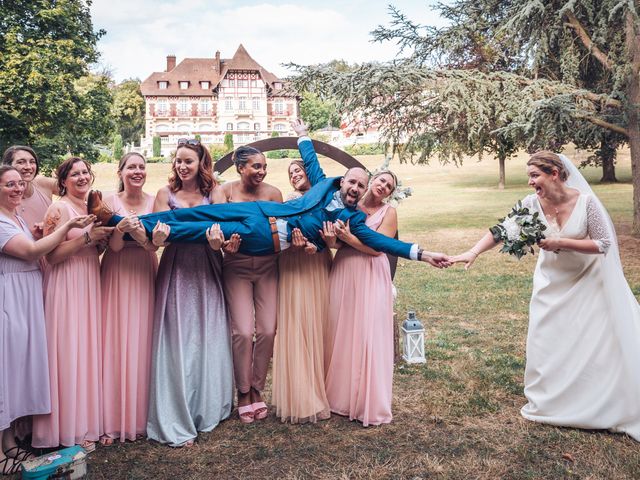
[
  {"x1": 238, "y1": 404, "x2": 255, "y2": 424},
  {"x1": 80, "y1": 440, "x2": 96, "y2": 453},
  {"x1": 0, "y1": 456, "x2": 21, "y2": 475},
  {"x1": 99, "y1": 436, "x2": 115, "y2": 447},
  {"x1": 252, "y1": 402, "x2": 268, "y2": 421},
  {"x1": 3, "y1": 446, "x2": 33, "y2": 462}
]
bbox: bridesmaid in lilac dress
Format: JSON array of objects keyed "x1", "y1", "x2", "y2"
[
  {"x1": 146, "y1": 140, "x2": 234, "y2": 447},
  {"x1": 325, "y1": 171, "x2": 399, "y2": 426},
  {"x1": 0, "y1": 166, "x2": 93, "y2": 474},
  {"x1": 101, "y1": 153, "x2": 157, "y2": 444}
]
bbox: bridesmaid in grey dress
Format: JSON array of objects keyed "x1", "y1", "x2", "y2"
[
  {"x1": 145, "y1": 140, "x2": 234, "y2": 447},
  {"x1": 0, "y1": 166, "x2": 93, "y2": 474}
]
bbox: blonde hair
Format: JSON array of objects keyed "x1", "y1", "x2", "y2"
[{"x1": 527, "y1": 151, "x2": 568, "y2": 181}]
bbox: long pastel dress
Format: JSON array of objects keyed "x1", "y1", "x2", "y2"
[
  {"x1": 0, "y1": 214, "x2": 50, "y2": 431},
  {"x1": 325, "y1": 204, "x2": 395, "y2": 426},
  {"x1": 19, "y1": 184, "x2": 51, "y2": 232},
  {"x1": 520, "y1": 193, "x2": 640, "y2": 440},
  {"x1": 101, "y1": 194, "x2": 157, "y2": 441},
  {"x1": 146, "y1": 192, "x2": 233, "y2": 446},
  {"x1": 272, "y1": 191, "x2": 331, "y2": 424},
  {"x1": 32, "y1": 202, "x2": 103, "y2": 447}
]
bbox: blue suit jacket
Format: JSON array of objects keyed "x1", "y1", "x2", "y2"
[{"x1": 255, "y1": 138, "x2": 414, "y2": 259}]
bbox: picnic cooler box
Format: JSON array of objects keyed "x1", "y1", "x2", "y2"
[{"x1": 21, "y1": 445, "x2": 87, "y2": 479}]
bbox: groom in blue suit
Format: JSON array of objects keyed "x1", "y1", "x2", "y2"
[{"x1": 92, "y1": 121, "x2": 449, "y2": 267}]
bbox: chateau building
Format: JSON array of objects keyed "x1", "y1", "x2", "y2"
[{"x1": 140, "y1": 45, "x2": 299, "y2": 156}]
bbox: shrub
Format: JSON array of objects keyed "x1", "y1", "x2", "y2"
[
  {"x1": 146, "y1": 156, "x2": 166, "y2": 163},
  {"x1": 152, "y1": 136, "x2": 162, "y2": 157},
  {"x1": 209, "y1": 144, "x2": 229, "y2": 161},
  {"x1": 223, "y1": 133, "x2": 234, "y2": 152},
  {"x1": 344, "y1": 143, "x2": 385, "y2": 156},
  {"x1": 112, "y1": 134, "x2": 123, "y2": 161}
]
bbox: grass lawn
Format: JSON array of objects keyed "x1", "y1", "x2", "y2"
[{"x1": 84, "y1": 147, "x2": 640, "y2": 479}]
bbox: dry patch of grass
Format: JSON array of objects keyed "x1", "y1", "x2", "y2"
[{"x1": 82, "y1": 149, "x2": 640, "y2": 479}]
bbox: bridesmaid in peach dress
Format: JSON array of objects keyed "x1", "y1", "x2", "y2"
[
  {"x1": 325, "y1": 171, "x2": 399, "y2": 426},
  {"x1": 32, "y1": 157, "x2": 114, "y2": 449},
  {"x1": 272, "y1": 160, "x2": 331, "y2": 423},
  {"x1": 100, "y1": 153, "x2": 157, "y2": 444}
]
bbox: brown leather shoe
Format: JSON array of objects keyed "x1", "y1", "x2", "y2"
[{"x1": 87, "y1": 190, "x2": 114, "y2": 225}]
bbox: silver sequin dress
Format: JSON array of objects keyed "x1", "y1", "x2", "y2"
[{"x1": 146, "y1": 193, "x2": 233, "y2": 446}]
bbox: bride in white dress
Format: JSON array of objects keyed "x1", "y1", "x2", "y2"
[{"x1": 453, "y1": 151, "x2": 640, "y2": 441}]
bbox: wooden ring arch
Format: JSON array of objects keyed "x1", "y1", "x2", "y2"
[{"x1": 215, "y1": 137, "x2": 399, "y2": 280}]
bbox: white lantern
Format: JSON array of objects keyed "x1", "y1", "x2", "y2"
[{"x1": 401, "y1": 311, "x2": 426, "y2": 364}]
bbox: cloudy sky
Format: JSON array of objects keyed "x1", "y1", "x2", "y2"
[{"x1": 90, "y1": 0, "x2": 445, "y2": 82}]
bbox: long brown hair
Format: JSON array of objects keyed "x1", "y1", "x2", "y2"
[
  {"x1": 56, "y1": 157, "x2": 95, "y2": 196},
  {"x1": 2, "y1": 145, "x2": 40, "y2": 176},
  {"x1": 168, "y1": 144, "x2": 215, "y2": 196},
  {"x1": 117, "y1": 152, "x2": 146, "y2": 193}
]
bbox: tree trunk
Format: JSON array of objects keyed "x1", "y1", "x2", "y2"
[
  {"x1": 626, "y1": 12, "x2": 640, "y2": 236},
  {"x1": 498, "y1": 154, "x2": 506, "y2": 189},
  {"x1": 600, "y1": 141, "x2": 618, "y2": 183}
]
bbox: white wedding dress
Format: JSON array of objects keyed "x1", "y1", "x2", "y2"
[{"x1": 519, "y1": 190, "x2": 640, "y2": 441}]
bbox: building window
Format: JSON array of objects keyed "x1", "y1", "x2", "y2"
[
  {"x1": 274, "y1": 123, "x2": 286, "y2": 131},
  {"x1": 200, "y1": 81, "x2": 210, "y2": 90},
  {"x1": 225, "y1": 97, "x2": 232, "y2": 111},
  {"x1": 178, "y1": 98, "x2": 189, "y2": 115},
  {"x1": 238, "y1": 79, "x2": 248, "y2": 88},
  {"x1": 274, "y1": 99, "x2": 284, "y2": 114},
  {"x1": 274, "y1": 82, "x2": 282, "y2": 90},
  {"x1": 254, "y1": 123, "x2": 260, "y2": 131},
  {"x1": 252, "y1": 97, "x2": 260, "y2": 110},
  {"x1": 238, "y1": 97, "x2": 247, "y2": 111},
  {"x1": 251, "y1": 80, "x2": 257, "y2": 87},
  {"x1": 157, "y1": 99, "x2": 167, "y2": 115},
  {"x1": 158, "y1": 81, "x2": 168, "y2": 89},
  {"x1": 199, "y1": 100, "x2": 210, "y2": 114},
  {"x1": 238, "y1": 122, "x2": 250, "y2": 130},
  {"x1": 229, "y1": 79, "x2": 235, "y2": 87},
  {"x1": 179, "y1": 81, "x2": 189, "y2": 89},
  {"x1": 226, "y1": 122, "x2": 233, "y2": 131}
]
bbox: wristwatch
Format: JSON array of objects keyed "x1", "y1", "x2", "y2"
[{"x1": 418, "y1": 248, "x2": 424, "y2": 261}]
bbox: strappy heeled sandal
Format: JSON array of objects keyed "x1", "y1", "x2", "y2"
[
  {"x1": 3, "y1": 446, "x2": 33, "y2": 462},
  {"x1": 0, "y1": 456, "x2": 21, "y2": 475}
]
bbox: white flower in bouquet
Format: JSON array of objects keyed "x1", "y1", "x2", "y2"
[{"x1": 490, "y1": 201, "x2": 547, "y2": 259}]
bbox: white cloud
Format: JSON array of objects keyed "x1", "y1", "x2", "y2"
[{"x1": 91, "y1": 0, "x2": 444, "y2": 82}]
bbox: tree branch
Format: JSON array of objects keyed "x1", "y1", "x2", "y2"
[
  {"x1": 581, "y1": 115, "x2": 628, "y2": 136},
  {"x1": 563, "y1": 11, "x2": 613, "y2": 71}
]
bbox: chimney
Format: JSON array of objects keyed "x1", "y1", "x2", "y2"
[
  {"x1": 215, "y1": 50, "x2": 220, "y2": 72},
  {"x1": 166, "y1": 55, "x2": 176, "y2": 72}
]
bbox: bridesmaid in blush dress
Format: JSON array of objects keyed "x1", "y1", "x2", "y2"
[
  {"x1": 100, "y1": 153, "x2": 157, "y2": 444},
  {"x1": 272, "y1": 160, "x2": 331, "y2": 424},
  {"x1": 325, "y1": 171, "x2": 399, "y2": 426},
  {"x1": 145, "y1": 139, "x2": 234, "y2": 447},
  {"x1": 32, "y1": 157, "x2": 114, "y2": 449}
]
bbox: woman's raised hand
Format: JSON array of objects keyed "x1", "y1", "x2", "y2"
[
  {"x1": 450, "y1": 251, "x2": 479, "y2": 270},
  {"x1": 290, "y1": 118, "x2": 309, "y2": 137},
  {"x1": 67, "y1": 214, "x2": 96, "y2": 230},
  {"x1": 291, "y1": 228, "x2": 307, "y2": 248},
  {"x1": 222, "y1": 233, "x2": 241, "y2": 254},
  {"x1": 206, "y1": 223, "x2": 224, "y2": 251},
  {"x1": 319, "y1": 221, "x2": 338, "y2": 248},
  {"x1": 116, "y1": 214, "x2": 141, "y2": 234},
  {"x1": 152, "y1": 221, "x2": 170, "y2": 247}
]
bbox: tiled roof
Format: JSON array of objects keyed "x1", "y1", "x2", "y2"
[{"x1": 140, "y1": 45, "x2": 294, "y2": 97}]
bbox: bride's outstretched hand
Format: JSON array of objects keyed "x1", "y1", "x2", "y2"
[{"x1": 451, "y1": 251, "x2": 479, "y2": 270}]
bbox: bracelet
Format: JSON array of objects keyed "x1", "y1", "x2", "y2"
[
  {"x1": 84, "y1": 231, "x2": 92, "y2": 246},
  {"x1": 115, "y1": 224, "x2": 124, "y2": 234}
]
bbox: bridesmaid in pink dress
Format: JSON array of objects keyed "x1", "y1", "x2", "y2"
[
  {"x1": 325, "y1": 171, "x2": 399, "y2": 426},
  {"x1": 2, "y1": 146, "x2": 58, "y2": 235},
  {"x1": 100, "y1": 153, "x2": 157, "y2": 444},
  {"x1": 32, "y1": 157, "x2": 114, "y2": 449}
]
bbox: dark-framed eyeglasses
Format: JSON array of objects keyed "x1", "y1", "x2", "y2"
[
  {"x1": 177, "y1": 138, "x2": 201, "y2": 146},
  {"x1": 0, "y1": 180, "x2": 27, "y2": 189}
]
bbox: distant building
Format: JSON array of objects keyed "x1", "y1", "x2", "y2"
[{"x1": 140, "y1": 45, "x2": 299, "y2": 156}]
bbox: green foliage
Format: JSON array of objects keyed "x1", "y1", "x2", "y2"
[
  {"x1": 112, "y1": 134, "x2": 123, "y2": 161},
  {"x1": 97, "y1": 152, "x2": 112, "y2": 163},
  {"x1": 299, "y1": 91, "x2": 340, "y2": 131},
  {"x1": 0, "y1": 0, "x2": 107, "y2": 165},
  {"x1": 223, "y1": 133, "x2": 234, "y2": 152},
  {"x1": 209, "y1": 144, "x2": 228, "y2": 161},
  {"x1": 112, "y1": 79, "x2": 145, "y2": 146},
  {"x1": 146, "y1": 156, "x2": 166, "y2": 163},
  {"x1": 152, "y1": 136, "x2": 161, "y2": 157},
  {"x1": 344, "y1": 143, "x2": 385, "y2": 156},
  {"x1": 267, "y1": 131, "x2": 283, "y2": 159}
]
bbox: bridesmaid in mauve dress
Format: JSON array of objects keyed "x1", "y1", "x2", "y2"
[
  {"x1": 32, "y1": 157, "x2": 114, "y2": 449},
  {"x1": 325, "y1": 171, "x2": 399, "y2": 426},
  {"x1": 272, "y1": 160, "x2": 331, "y2": 424},
  {"x1": 0, "y1": 165, "x2": 93, "y2": 475},
  {"x1": 100, "y1": 153, "x2": 157, "y2": 444},
  {"x1": 146, "y1": 139, "x2": 234, "y2": 447}
]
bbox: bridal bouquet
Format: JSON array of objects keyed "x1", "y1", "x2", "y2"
[{"x1": 490, "y1": 201, "x2": 546, "y2": 259}]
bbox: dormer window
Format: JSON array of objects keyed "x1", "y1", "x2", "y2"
[
  {"x1": 200, "y1": 81, "x2": 210, "y2": 90},
  {"x1": 158, "y1": 81, "x2": 168, "y2": 89},
  {"x1": 274, "y1": 82, "x2": 282, "y2": 90},
  {"x1": 179, "y1": 81, "x2": 189, "y2": 89}
]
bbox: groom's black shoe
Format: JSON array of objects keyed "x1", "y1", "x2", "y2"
[{"x1": 87, "y1": 190, "x2": 114, "y2": 225}]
